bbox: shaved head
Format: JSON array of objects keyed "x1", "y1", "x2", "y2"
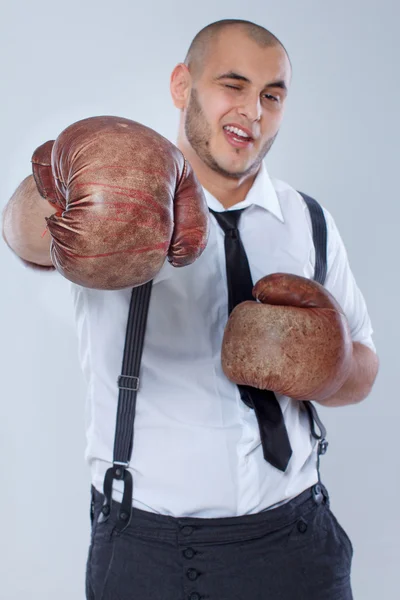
[{"x1": 184, "y1": 19, "x2": 290, "y2": 80}]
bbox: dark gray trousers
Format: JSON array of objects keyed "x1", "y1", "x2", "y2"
[{"x1": 86, "y1": 483, "x2": 353, "y2": 600}]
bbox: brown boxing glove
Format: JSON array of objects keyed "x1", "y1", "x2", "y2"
[
  {"x1": 221, "y1": 273, "x2": 353, "y2": 401},
  {"x1": 31, "y1": 116, "x2": 210, "y2": 290}
]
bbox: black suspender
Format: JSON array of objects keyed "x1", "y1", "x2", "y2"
[
  {"x1": 298, "y1": 192, "x2": 329, "y2": 501},
  {"x1": 299, "y1": 192, "x2": 328, "y2": 286},
  {"x1": 99, "y1": 192, "x2": 329, "y2": 528},
  {"x1": 99, "y1": 281, "x2": 153, "y2": 531}
]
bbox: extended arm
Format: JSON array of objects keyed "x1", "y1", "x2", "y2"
[{"x1": 2, "y1": 174, "x2": 55, "y2": 269}]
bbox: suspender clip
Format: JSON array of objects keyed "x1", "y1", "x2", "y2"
[
  {"x1": 318, "y1": 439, "x2": 329, "y2": 455},
  {"x1": 99, "y1": 464, "x2": 133, "y2": 532},
  {"x1": 113, "y1": 460, "x2": 130, "y2": 479},
  {"x1": 312, "y1": 483, "x2": 324, "y2": 505}
]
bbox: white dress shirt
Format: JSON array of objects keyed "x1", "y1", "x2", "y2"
[{"x1": 70, "y1": 162, "x2": 375, "y2": 518}]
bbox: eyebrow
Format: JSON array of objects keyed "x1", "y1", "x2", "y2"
[{"x1": 216, "y1": 71, "x2": 288, "y2": 91}]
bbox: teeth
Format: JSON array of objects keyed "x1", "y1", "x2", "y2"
[{"x1": 224, "y1": 125, "x2": 250, "y2": 138}]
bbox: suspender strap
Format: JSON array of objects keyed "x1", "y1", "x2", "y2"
[
  {"x1": 303, "y1": 401, "x2": 328, "y2": 455},
  {"x1": 299, "y1": 192, "x2": 328, "y2": 286},
  {"x1": 114, "y1": 281, "x2": 153, "y2": 464},
  {"x1": 298, "y1": 191, "x2": 330, "y2": 481},
  {"x1": 303, "y1": 399, "x2": 329, "y2": 500},
  {"x1": 100, "y1": 280, "x2": 153, "y2": 532}
]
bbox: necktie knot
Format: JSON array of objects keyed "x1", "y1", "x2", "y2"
[{"x1": 209, "y1": 208, "x2": 245, "y2": 234}]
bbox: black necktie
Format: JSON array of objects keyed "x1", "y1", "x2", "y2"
[{"x1": 210, "y1": 208, "x2": 293, "y2": 472}]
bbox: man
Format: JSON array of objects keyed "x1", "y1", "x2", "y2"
[{"x1": 2, "y1": 19, "x2": 378, "y2": 600}]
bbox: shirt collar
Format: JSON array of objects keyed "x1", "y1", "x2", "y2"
[{"x1": 203, "y1": 161, "x2": 284, "y2": 222}]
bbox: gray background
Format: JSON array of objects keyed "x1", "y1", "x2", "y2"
[{"x1": 0, "y1": 0, "x2": 398, "y2": 598}]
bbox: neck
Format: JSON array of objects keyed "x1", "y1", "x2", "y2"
[
  {"x1": 177, "y1": 130, "x2": 259, "y2": 209},
  {"x1": 196, "y1": 165, "x2": 258, "y2": 209}
]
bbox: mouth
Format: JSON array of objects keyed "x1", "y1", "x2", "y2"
[{"x1": 223, "y1": 124, "x2": 254, "y2": 149}]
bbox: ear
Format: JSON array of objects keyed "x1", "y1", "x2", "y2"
[{"x1": 170, "y1": 63, "x2": 191, "y2": 110}]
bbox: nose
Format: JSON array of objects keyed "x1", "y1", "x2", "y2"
[{"x1": 238, "y1": 91, "x2": 262, "y2": 122}]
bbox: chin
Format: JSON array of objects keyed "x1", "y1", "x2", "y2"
[{"x1": 219, "y1": 161, "x2": 255, "y2": 178}]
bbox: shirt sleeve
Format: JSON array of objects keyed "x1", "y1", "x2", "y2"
[{"x1": 322, "y1": 207, "x2": 376, "y2": 353}]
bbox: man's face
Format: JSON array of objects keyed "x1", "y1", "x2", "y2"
[{"x1": 184, "y1": 29, "x2": 291, "y2": 179}]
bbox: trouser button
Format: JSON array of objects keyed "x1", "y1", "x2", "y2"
[
  {"x1": 187, "y1": 568, "x2": 199, "y2": 581},
  {"x1": 183, "y1": 548, "x2": 195, "y2": 559},
  {"x1": 297, "y1": 518, "x2": 308, "y2": 533}
]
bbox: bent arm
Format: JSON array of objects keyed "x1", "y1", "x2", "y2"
[
  {"x1": 315, "y1": 207, "x2": 378, "y2": 407},
  {"x1": 315, "y1": 341, "x2": 379, "y2": 407},
  {"x1": 2, "y1": 175, "x2": 56, "y2": 270}
]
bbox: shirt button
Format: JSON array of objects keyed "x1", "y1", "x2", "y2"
[
  {"x1": 187, "y1": 568, "x2": 199, "y2": 581},
  {"x1": 181, "y1": 525, "x2": 194, "y2": 536},
  {"x1": 183, "y1": 548, "x2": 195, "y2": 559},
  {"x1": 189, "y1": 593, "x2": 201, "y2": 600}
]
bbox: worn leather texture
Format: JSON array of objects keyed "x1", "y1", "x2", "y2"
[
  {"x1": 31, "y1": 116, "x2": 210, "y2": 290},
  {"x1": 221, "y1": 273, "x2": 353, "y2": 401}
]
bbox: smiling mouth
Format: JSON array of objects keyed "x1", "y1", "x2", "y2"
[{"x1": 223, "y1": 125, "x2": 254, "y2": 148}]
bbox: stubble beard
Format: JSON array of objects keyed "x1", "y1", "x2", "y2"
[{"x1": 184, "y1": 88, "x2": 278, "y2": 180}]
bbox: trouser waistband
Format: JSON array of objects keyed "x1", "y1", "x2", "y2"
[{"x1": 90, "y1": 483, "x2": 329, "y2": 545}]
